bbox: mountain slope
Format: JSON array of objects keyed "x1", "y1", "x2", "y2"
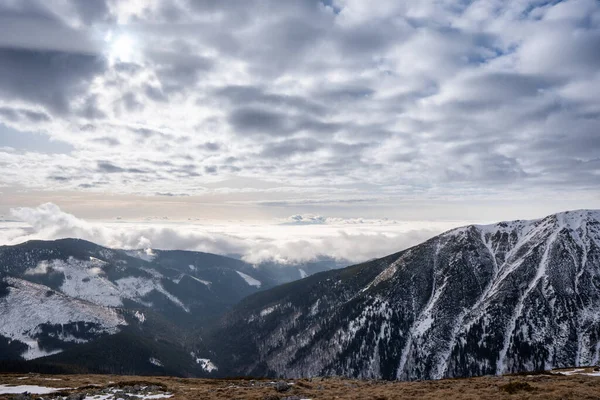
[
  {"x1": 0, "y1": 237, "x2": 336, "y2": 375},
  {"x1": 0, "y1": 277, "x2": 124, "y2": 360},
  {"x1": 209, "y1": 210, "x2": 600, "y2": 380},
  {"x1": 0, "y1": 238, "x2": 278, "y2": 374}
]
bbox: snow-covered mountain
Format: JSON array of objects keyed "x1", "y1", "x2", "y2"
[
  {"x1": 210, "y1": 210, "x2": 600, "y2": 380},
  {"x1": 0, "y1": 238, "x2": 321, "y2": 374},
  {"x1": 0, "y1": 277, "x2": 124, "y2": 360}
]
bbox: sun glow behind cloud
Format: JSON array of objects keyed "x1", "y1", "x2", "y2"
[{"x1": 106, "y1": 32, "x2": 137, "y2": 63}]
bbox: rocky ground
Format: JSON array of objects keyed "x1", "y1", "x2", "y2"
[{"x1": 1, "y1": 369, "x2": 600, "y2": 399}]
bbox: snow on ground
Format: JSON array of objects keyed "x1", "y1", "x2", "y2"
[
  {"x1": 57, "y1": 258, "x2": 124, "y2": 307},
  {"x1": 149, "y1": 357, "x2": 163, "y2": 367},
  {"x1": 554, "y1": 368, "x2": 600, "y2": 377},
  {"x1": 0, "y1": 277, "x2": 125, "y2": 360},
  {"x1": 24, "y1": 257, "x2": 188, "y2": 312},
  {"x1": 80, "y1": 388, "x2": 173, "y2": 399},
  {"x1": 188, "y1": 275, "x2": 212, "y2": 287},
  {"x1": 134, "y1": 311, "x2": 146, "y2": 323},
  {"x1": 116, "y1": 276, "x2": 189, "y2": 312},
  {"x1": 195, "y1": 358, "x2": 218, "y2": 372},
  {"x1": 0, "y1": 385, "x2": 69, "y2": 394},
  {"x1": 260, "y1": 305, "x2": 277, "y2": 317},
  {"x1": 299, "y1": 268, "x2": 308, "y2": 278},
  {"x1": 236, "y1": 271, "x2": 261, "y2": 287},
  {"x1": 19, "y1": 338, "x2": 62, "y2": 360}
]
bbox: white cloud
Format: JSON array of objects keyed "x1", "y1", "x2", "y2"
[
  {"x1": 0, "y1": 0, "x2": 598, "y2": 215},
  {"x1": 2, "y1": 203, "x2": 462, "y2": 264}
]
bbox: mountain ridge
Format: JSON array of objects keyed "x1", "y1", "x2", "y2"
[
  {"x1": 208, "y1": 209, "x2": 600, "y2": 380},
  {"x1": 0, "y1": 237, "x2": 334, "y2": 375}
]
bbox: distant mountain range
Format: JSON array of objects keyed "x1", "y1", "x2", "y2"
[
  {"x1": 2, "y1": 210, "x2": 599, "y2": 380},
  {"x1": 208, "y1": 210, "x2": 600, "y2": 380},
  {"x1": 0, "y1": 238, "x2": 337, "y2": 375}
]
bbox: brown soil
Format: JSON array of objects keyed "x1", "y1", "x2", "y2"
[{"x1": 1, "y1": 370, "x2": 600, "y2": 400}]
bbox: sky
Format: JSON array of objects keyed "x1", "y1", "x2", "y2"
[{"x1": 0, "y1": 0, "x2": 599, "y2": 263}]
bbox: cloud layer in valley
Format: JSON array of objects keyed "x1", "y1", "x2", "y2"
[
  {"x1": 0, "y1": 0, "x2": 599, "y2": 213},
  {"x1": 1, "y1": 203, "x2": 462, "y2": 264}
]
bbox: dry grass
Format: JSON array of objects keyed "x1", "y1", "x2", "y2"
[{"x1": 1, "y1": 372, "x2": 600, "y2": 399}]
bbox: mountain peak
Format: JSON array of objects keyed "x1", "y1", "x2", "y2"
[{"x1": 479, "y1": 208, "x2": 600, "y2": 230}]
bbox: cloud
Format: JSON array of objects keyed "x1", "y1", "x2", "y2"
[
  {"x1": 0, "y1": 48, "x2": 106, "y2": 115},
  {"x1": 283, "y1": 214, "x2": 329, "y2": 225},
  {"x1": 0, "y1": 0, "x2": 598, "y2": 208},
  {"x1": 3, "y1": 203, "x2": 453, "y2": 265}
]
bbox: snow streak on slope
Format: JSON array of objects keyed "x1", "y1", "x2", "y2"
[
  {"x1": 496, "y1": 217, "x2": 560, "y2": 374},
  {"x1": 0, "y1": 278, "x2": 125, "y2": 359},
  {"x1": 236, "y1": 271, "x2": 262, "y2": 287}
]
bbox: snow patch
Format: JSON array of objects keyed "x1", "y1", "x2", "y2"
[
  {"x1": 361, "y1": 260, "x2": 399, "y2": 293},
  {"x1": 553, "y1": 368, "x2": 600, "y2": 377},
  {"x1": 188, "y1": 275, "x2": 212, "y2": 287},
  {"x1": 149, "y1": 357, "x2": 163, "y2": 367},
  {"x1": 260, "y1": 305, "x2": 277, "y2": 317},
  {"x1": 117, "y1": 276, "x2": 189, "y2": 312},
  {"x1": 55, "y1": 258, "x2": 124, "y2": 307},
  {"x1": 0, "y1": 385, "x2": 69, "y2": 394},
  {"x1": 32, "y1": 257, "x2": 188, "y2": 312},
  {"x1": 196, "y1": 358, "x2": 218, "y2": 372},
  {"x1": 236, "y1": 271, "x2": 262, "y2": 287},
  {"x1": 0, "y1": 277, "x2": 125, "y2": 360},
  {"x1": 80, "y1": 388, "x2": 173, "y2": 399},
  {"x1": 89, "y1": 256, "x2": 107, "y2": 266},
  {"x1": 134, "y1": 311, "x2": 146, "y2": 323}
]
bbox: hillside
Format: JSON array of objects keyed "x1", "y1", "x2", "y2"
[
  {"x1": 208, "y1": 210, "x2": 600, "y2": 380},
  {"x1": 0, "y1": 238, "x2": 331, "y2": 376}
]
